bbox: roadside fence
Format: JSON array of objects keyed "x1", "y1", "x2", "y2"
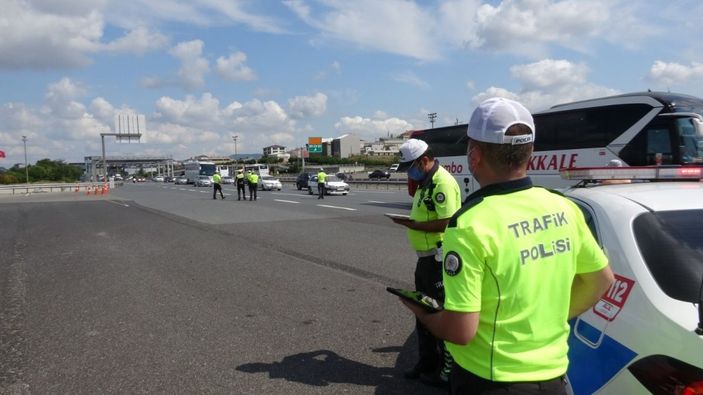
[{"x1": 0, "y1": 181, "x2": 123, "y2": 195}]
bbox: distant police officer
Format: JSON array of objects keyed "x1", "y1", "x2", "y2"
[
  {"x1": 247, "y1": 170, "x2": 259, "y2": 201},
  {"x1": 401, "y1": 98, "x2": 614, "y2": 395},
  {"x1": 390, "y1": 138, "x2": 461, "y2": 387},
  {"x1": 212, "y1": 171, "x2": 225, "y2": 200},
  {"x1": 317, "y1": 168, "x2": 327, "y2": 199},
  {"x1": 236, "y1": 169, "x2": 247, "y2": 200}
]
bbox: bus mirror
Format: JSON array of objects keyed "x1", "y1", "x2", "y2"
[{"x1": 694, "y1": 117, "x2": 703, "y2": 137}]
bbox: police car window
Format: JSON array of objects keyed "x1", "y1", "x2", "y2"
[
  {"x1": 569, "y1": 199, "x2": 600, "y2": 243},
  {"x1": 633, "y1": 210, "x2": 703, "y2": 303}
]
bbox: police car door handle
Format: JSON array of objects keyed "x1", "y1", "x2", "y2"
[{"x1": 573, "y1": 316, "x2": 608, "y2": 349}]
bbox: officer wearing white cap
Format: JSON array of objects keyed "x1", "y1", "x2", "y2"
[
  {"x1": 390, "y1": 138, "x2": 461, "y2": 387},
  {"x1": 400, "y1": 97, "x2": 614, "y2": 394}
]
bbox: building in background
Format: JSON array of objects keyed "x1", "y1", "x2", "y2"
[
  {"x1": 331, "y1": 134, "x2": 361, "y2": 158},
  {"x1": 263, "y1": 145, "x2": 290, "y2": 162}
]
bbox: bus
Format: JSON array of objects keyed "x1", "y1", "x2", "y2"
[
  {"x1": 411, "y1": 91, "x2": 703, "y2": 198},
  {"x1": 243, "y1": 164, "x2": 269, "y2": 176},
  {"x1": 184, "y1": 160, "x2": 229, "y2": 184}
]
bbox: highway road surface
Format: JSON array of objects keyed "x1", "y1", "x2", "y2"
[{"x1": 0, "y1": 182, "x2": 447, "y2": 394}]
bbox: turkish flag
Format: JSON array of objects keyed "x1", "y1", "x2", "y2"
[{"x1": 0, "y1": 150, "x2": 5, "y2": 158}]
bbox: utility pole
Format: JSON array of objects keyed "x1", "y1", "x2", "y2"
[
  {"x1": 22, "y1": 135, "x2": 29, "y2": 186},
  {"x1": 232, "y1": 135, "x2": 239, "y2": 162},
  {"x1": 428, "y1": 112, "x2": 437, "y2": 128}
]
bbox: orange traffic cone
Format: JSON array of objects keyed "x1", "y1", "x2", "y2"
[
  {"x1": 85, "y1": 185, "x2": 91, "y2": 196},
  {"x1": 101, "y1": 184, "x2": 107, "y2": 195}
]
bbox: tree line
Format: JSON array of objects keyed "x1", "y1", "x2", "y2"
[{"x1": 0, "y1": 159, "x2": 82, "y2": 185}]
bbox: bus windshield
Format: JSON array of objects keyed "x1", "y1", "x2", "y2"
[
  {"x1": 199, "y1": 164, "x2": 216, "y2": 176},
  {"x1": 676, "y1": 117, "x2": 703, "y2": 164}
]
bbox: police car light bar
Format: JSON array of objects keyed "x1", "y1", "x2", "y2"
[{"x1": 560, "y1": 166, "x2": 703, "y2": 181}]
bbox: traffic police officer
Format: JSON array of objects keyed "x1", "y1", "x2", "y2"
[
  {"x1": 236, "y1": 169, "x2": 247, "y2": 200},
  {"x1": 317, "y1": 168, "x2": 327, "y2": 199},
  {"x1": 247, "y1": 170, "x2": 259, "y2": 201},
  {"x1": 390, "y1": 138, "x2": 461, "y2": 387},
  {"x1": 401, "y1": 98, "x2": 614, "y2": 394},
  {"x1": 212, "y1": 171, "x2": 225, "y2": 200}
]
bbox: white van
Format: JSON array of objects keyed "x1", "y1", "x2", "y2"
[{"x1": 389, "y1": 163, "x2": 400, "y2": 172}]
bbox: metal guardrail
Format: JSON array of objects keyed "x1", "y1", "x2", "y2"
[{"x1": 0, "y1": 182, "x2": 123, "y2": 195}]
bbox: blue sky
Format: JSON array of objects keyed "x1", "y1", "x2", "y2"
[{"x1": 1, "y1": 0, "x2": 703, "y2": 165}]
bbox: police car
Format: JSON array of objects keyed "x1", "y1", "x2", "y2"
[{"x1": 559, "y1": 166, "x2": 703, "y2": 395}]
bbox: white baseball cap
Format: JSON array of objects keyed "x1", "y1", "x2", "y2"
[
  {"x1": 397, "y1": 139, "x2": 429, "y2": 171},
  {"x1": 468, "y1": 97, "x2": 535, "y2": 145}
]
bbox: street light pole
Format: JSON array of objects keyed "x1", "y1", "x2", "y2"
[
  {"x1": 232, "y1": 135, "x2": 239, "y2": 164},
  {"x1": 22, "y1": 135, "x2": 29, "y2": 186},
  {"x1": 428, "y1": 112, "x2": 437, "y2": 128}
]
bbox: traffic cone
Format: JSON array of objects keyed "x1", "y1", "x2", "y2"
[
  {"x1": 94, "y1": 185, "x2": 100, "y2": 195},
  {"x1": 101, "y1": 184, "x2": 107, "y2": 195},
  {"x1": 85, "y1": 185, "x2": 91, "y2": 196},
  {"x1": 75, "y1": 184, "x2": 79, "y2": 192}
]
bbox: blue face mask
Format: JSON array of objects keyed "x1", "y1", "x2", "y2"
[{"x1": 408, "y1": 165, "x2": 426, "y2": 181}]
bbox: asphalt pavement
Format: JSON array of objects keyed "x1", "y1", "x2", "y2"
[{"x1": 0, "y1": 183, "x2": 447, "y2": 394}]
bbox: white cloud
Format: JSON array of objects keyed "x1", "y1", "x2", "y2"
[
  {"x1": 0, "y1": 1, "x2": 170, "y2": 70},
  {"x1": 288, "y1": 93, "x2": 327, "y2": 119},
  {"x1": 169, "y1": 40, "x2": 210, "y2": 91},
  {"x1": 102, "y1": 27, "x2": 169, "y2": 54},
  {"x1": 511, "y1": 59, "x2": 587, "y2": 90},
  {"x1": 90, "y1": 97, "x2": 116, "y2": 123},
  {"x1": 0, "y1": 1, "x2": 104, "y2": 69},
  {"x1": 646, "y1": 61, "x2": 703, "y2": 88},
  {"x1": 472, "y1": 59, "x2": 618, "y2": 111},
  {"x1": 106, "y1": 0, "x2": 286, "y2": 33},
  {"x1": 216, "y1": 51, "x2": 256, "y2": 81},
  {"x1": 284, "y1": 0, "x2": 438, "y2": 61},
  {"x1": 391, "y1": 71, "x2": 430, "y2": 89},
  {"x1": 334, "y1": 115, "x2": 415, "y2": 141}
]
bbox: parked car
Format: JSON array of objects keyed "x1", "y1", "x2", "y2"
[
  {"x1": 308, "y1": 175, "x2": 350, "y2": 196},
  {"x1": 336, "y1": 172, "x2": 353, "y2": 181},
  {"x1": 557, "y1": 166, "x2": 703, "y2": 395},
  {"x1": 259, "y1": 175, "x2": 282, "y2": 191},
  {"x1": 195, "y1": 175, "x2": 212, "y2": 187},
  {"x1": 175, "y1": 176, "x2": 189, "y2": 185},
  {"x1": 153, "y1": 175, "x2": 165, "y2": 182},
  {"x1": 296, "y1": 172, "x2": 314, "y2": 190},
  {"x1": 222, "y1": 176, "x2": 235, "y2": 184},
  {"x1": 368, "y1": 169, "x2": 391, "y2": 180}
]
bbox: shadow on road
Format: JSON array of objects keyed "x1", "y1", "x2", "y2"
[{"x1": 236, "y1": 333, "x2": 446, "y2": 394}]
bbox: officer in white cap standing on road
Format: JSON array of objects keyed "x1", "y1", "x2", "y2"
[{"x1": 389, "y1": 138, "x2": 461, "y2": 388}]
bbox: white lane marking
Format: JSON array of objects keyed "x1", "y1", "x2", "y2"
[
  {"x1": 274, "y1": 199, "x2": 300, "y2": 204},
  {"x1": 179, "y1": 188, "x2": 188, "y2": 191},
  {"x1": 199, "y1": 191, "x2": 208, "y2": 193},
  {"x1": 272, "y1": 192, "x2": 309, "y2": 197},
  {"x1": 317, "y1": 204, "x2": 357, "y2": 211},
  {"x1": 350, "y1": 190, "x2": 398, "y2": 194},
  {"x1": 368, "y1": 200, "x2": 385, "y2": 204},
  {"x1": 106, "y1": 200, "x2": 130, "y2": 207}
]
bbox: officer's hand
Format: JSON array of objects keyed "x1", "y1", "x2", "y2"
[
  {"x1": 391, "y1": 217, "x2": 413, "y2": 227},
  {"x1": 400, "y1": 298, "x2": 429, "y2": 318}
]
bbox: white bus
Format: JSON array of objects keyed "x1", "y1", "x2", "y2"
[
  {"x1": 243, "y1": 163, "x2": 269, "y2": 176},
  {"x1": 411, "y1": 91, "x2": 703, "y2": 198},
  {"x1": 184, "y1": 160, "x2": 229, "y2": 184}
]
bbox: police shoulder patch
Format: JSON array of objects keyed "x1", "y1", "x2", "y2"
[
  {"x1": 435, "y1": 192, "x2": 445, "y2": 203},
  {"x1": 444, "y1": 252, "x2": 462, "y2": 276}
]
